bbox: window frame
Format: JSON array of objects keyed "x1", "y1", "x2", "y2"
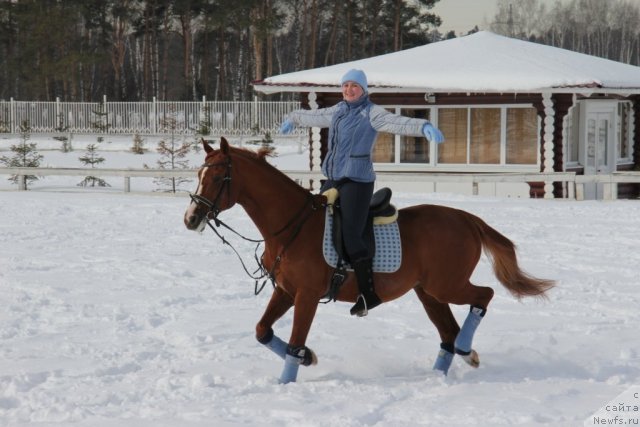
[{"x1": 373, "y1": 104, "x2": 541, "y2": 173}]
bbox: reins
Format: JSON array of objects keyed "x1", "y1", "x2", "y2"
[{"x1": 190, "y1": 152, "x2": 320, "y2": 295}]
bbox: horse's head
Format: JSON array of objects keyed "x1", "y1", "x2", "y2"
[{"x1": 184, "y1": 137, "x2": 238, "y2": 231}]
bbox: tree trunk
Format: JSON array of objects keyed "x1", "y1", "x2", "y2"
[
  {"x1": 324, "y1": 1, "x2": 341, "y2": 65},
  {"x1": 393, "y1": 0, "x2": 401, "y2": 51},
  {"x1": 179, "y1": 12, "x2": 193, "y2": 100}
]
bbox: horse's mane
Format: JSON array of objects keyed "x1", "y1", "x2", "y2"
[{"x1": 225, "y1": 145, "x2": 311, "y2": 194}]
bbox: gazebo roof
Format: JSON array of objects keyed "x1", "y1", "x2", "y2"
[{"x1": 253, "y1": 31, "x2": 640, "y2": 94}]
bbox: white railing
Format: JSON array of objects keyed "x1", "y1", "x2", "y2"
[
  {"x1": 2, "y1": 167, "x2": 638, "y2": 199},
  {"x1": 0, "y1": 97, "x2": 304, "y2": 137}
]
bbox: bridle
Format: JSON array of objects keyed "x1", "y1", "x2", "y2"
[
  {"x1": 188, "y1": 153, "x2": 320, "y2": 294},
  {"x1": 189, "y1": 157, "x2": 233, "y2": 224},
  {"x1": 189, "y1": 155, "x2": 265, "y2": 282}
]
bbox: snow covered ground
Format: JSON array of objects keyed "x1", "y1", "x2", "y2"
[{"x1": 1, "y1": 135, "x2": 639, "y2": 426}]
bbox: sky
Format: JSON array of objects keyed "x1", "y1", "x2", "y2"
[{"x1": 431, "y1": 0, "x2": 557, "y2": 35}]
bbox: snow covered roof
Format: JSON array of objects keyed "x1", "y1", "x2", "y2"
[{"x1": 253, "y1": 31, "x2": 640, "y2": 94}]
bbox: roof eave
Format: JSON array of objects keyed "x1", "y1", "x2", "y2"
[{"x1": 253, "y1": 83, "x2": 640, "y2": 97}]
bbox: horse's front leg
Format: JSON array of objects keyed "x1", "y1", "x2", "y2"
[
  {"x1": 256, "y1": 286, "x2": 294, "y2": 360},
  {"x1": 279, "y1": 290, "x2": 320, "y2": 384}
]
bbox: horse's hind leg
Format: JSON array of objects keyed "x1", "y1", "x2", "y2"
[
  {"x1": 414, "y1": 287, "x2": 460, "y2": 375},
  {"x1": 448, "y1": 281, "x2": 495, "y2": 369},
  {"x1": 255, "y1": 286, "x2": 294, "y2": 360}
]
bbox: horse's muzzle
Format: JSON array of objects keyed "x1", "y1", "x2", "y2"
[{"x1": 184, "y1": 204, "x2": 207, "y2": 232}]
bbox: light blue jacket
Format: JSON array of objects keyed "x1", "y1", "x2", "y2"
[{"x1": 286, "y1": 95, "x2": 428, "y2": 182}]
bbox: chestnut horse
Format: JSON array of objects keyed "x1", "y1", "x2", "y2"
[{"x1": 184, "y1": 138, "x2": 554, "y2": 383}]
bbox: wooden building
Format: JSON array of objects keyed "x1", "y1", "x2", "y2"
[{"x1": 253, "y1": 32, "x2": 640, "y2": 199}]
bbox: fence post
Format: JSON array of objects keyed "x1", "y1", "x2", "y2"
[
  {"x1": 103, "y1": 95, "x2": 109, "y2": 134},
  {"x1": 152, "y1": 97, "x2": 157, "y2": 134},
  {"x1": 10, "y1": 97, "x2": 15, "y2": 134},
  {"x1": 575, "y1": 183, "x2": 584, "y2": 201},
  {"x1": 18, "y1": 175, "x2": 26, "y2": 191},
  {"x1": 124, "y1": 176, "x2": 131, "y2": 193},
  {"x1": 55, "y1": 97, "x2": 60, "y2": 131},
  {"x1": 253, "y1": 95, "x2": 258, "y2": 131}
]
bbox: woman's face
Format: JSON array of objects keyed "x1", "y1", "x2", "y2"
[{"x1": 342, "y1": 82, "x2": 364, "y2": 102}]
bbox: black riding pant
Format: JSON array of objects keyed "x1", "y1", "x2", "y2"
[{"x1": 322, "y1": 178, "x2": 374, "y2": 261}]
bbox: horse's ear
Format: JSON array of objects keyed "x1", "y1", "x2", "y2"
[
  {"x1": 220, "y1": 137, "x2": 230, "y2": 154},
  {"x1": 202, "y1": 138, "x2": 214, "y2": 153}
]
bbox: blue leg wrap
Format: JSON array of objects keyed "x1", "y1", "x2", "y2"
[
  {"x1": 278, "y1": 345, "x2": 315, "y2": 384},
  {"x1": 432, "y1": 345, "x2": 455, "y2": 375},
  {"x1": 454, "y1": 306, "x2": 486, "y2": 355},
  {"x1": 257, "y1": 328, "x2": 287, "y2": 360},
  {"x1": 279, "y1": 354, "x2": 301, "y2": 384}
]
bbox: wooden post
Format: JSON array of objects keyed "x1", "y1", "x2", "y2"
[{"x1": 541, "y1": 92, "x2": 555, "y2": 199}]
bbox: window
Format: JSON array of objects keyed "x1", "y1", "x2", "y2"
[
  {"x1": 437, "y1": 108, "x2": 468, "y2": 163},
  {"x1": 566, "y1": 103, "x2": 580, "y2": 164},
  {"x1": 370, "y1": 104, "x2": 539, "y2": 168},
  {"x1": 372, "y1": 132, "x2": 395, "y2": 163},
  {"x1": 372, "y1": 108, "x2": 395, "y2": 163},
  {"x1": 400, "y1": 108, "x2": 430, "y2": 163},
  {"x1": 617, "y1": 102, "x2": 632, "y2": 162},
  {"x1": 506, "y1": 108, "x2": 538, "y2": 164},
  {"x1": 470, "y1": 108, "x2": 500, "y2": 164},
  {"x1": 437, "y1": 106, "x2": 539, "y2": 166}
]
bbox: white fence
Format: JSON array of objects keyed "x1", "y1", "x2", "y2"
[
  {"x1": 2, "y1": 167, "x2": 639, "y2": 200},
  {"x1": 0, "y1": 97, "x2": 303, "y2": 136}
]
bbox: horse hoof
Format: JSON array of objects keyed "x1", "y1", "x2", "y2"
[
  {"x1": 460, "y1": 349, "x2": 479, "y2": 368},
  {"x1": 309, "y1": 348, "x2": 318, "y2": 365}
]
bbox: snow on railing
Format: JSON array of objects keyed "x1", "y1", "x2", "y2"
[
  {"x1": 0, "y1": 97, "x2": 304, "y2": 137},
  {"x1": 0, "y1": 167, "x2": 596, "y2": 199}
]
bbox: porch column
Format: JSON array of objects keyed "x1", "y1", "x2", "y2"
[
  {"x1": 542, "y1": 92, "x2": 555, "y2": 199},
  {"x1": 307, "y1": 91, "x2": 321, "y2": 172}
]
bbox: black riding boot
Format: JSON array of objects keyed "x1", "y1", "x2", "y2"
[{"x1": 350, "y1": 258, "x2": 382, "y2": 317}]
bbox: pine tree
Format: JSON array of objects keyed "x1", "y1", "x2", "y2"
[
  {"x1": 261, "y1": 130, "x2": 275, "y2": 154},
  {"x1": 78, "y1": 137, "x2": 110, "y2": 187},
  {"x1": 152, "y1": 107, "x2": 193, "y2": 192},
  {"x1": 91, "y1": 102, "x2": 109, "y2": 133},
  {"x1": 0, "y1": 120, "x2": 43, "y2": 189},
  {"x1": 131, "y1": 133, "x2": 145, "y2": 154},
  {"x1": 53, "y1": 110, "x2": 72, "y2": 152}
]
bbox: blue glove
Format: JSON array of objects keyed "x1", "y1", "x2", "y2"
[
  {"x1": 423, "y1": 123, "x2": 444, "y2": 144},
  {"x1": 280, "y1": 119, "x2": 295, "y2": 135}
]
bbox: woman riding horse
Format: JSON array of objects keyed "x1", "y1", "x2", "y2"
[
  {"x1": 280, "y1": 69, "x2": 444, "y2": 317},
  {"x1": 184, "y1": 138, "x2": 554, "y2": 383}
]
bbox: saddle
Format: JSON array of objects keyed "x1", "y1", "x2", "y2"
[
  {"x1": 323, "y1": 187, "x2": 398, "y2": 264},
  {"x1": 320, "y1": 187, "x2": 401, "y2": 303}
]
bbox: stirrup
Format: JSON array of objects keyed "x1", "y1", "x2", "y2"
[
  {"x1": 350, "y1": 293, "x2": 381, "y2": 317},
  {"x1": 351, "y1": 294, "x2": 369, "y2": 317}
]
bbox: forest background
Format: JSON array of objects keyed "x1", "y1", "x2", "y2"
[{"x1": 1, "y1": 0, "x2": 640, "y2": 103}]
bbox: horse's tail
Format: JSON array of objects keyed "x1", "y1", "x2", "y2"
[{"x1": 469, "y1": 214, "x2": 555, "y2": 299}]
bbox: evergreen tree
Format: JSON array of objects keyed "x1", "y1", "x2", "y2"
[
  {"x1": 91, "y1": 101, "x2": 109, "y2": 132},
  {"x1": 78, "y1": 136, "x2": 110, "y2": 187},
  {"x1": 54, "y1": 109, "x2": 72, "y2": 152},
  {"x1": 0, "y1": 120, "x2": 43, "y2": 189},
  {"x1": 131, "y1": 133, "x2": 145, "y2": 154},
  {"x1": 150, "y1": 106, "x2": 193, "y2": 192},
  {"x1": 261, "y1": 130, "x2": 275, "y2": 154}
]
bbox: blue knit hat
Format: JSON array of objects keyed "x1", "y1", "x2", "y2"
[{"x1": 340, "y1": 69, "x2": 368, "y2": 93}]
